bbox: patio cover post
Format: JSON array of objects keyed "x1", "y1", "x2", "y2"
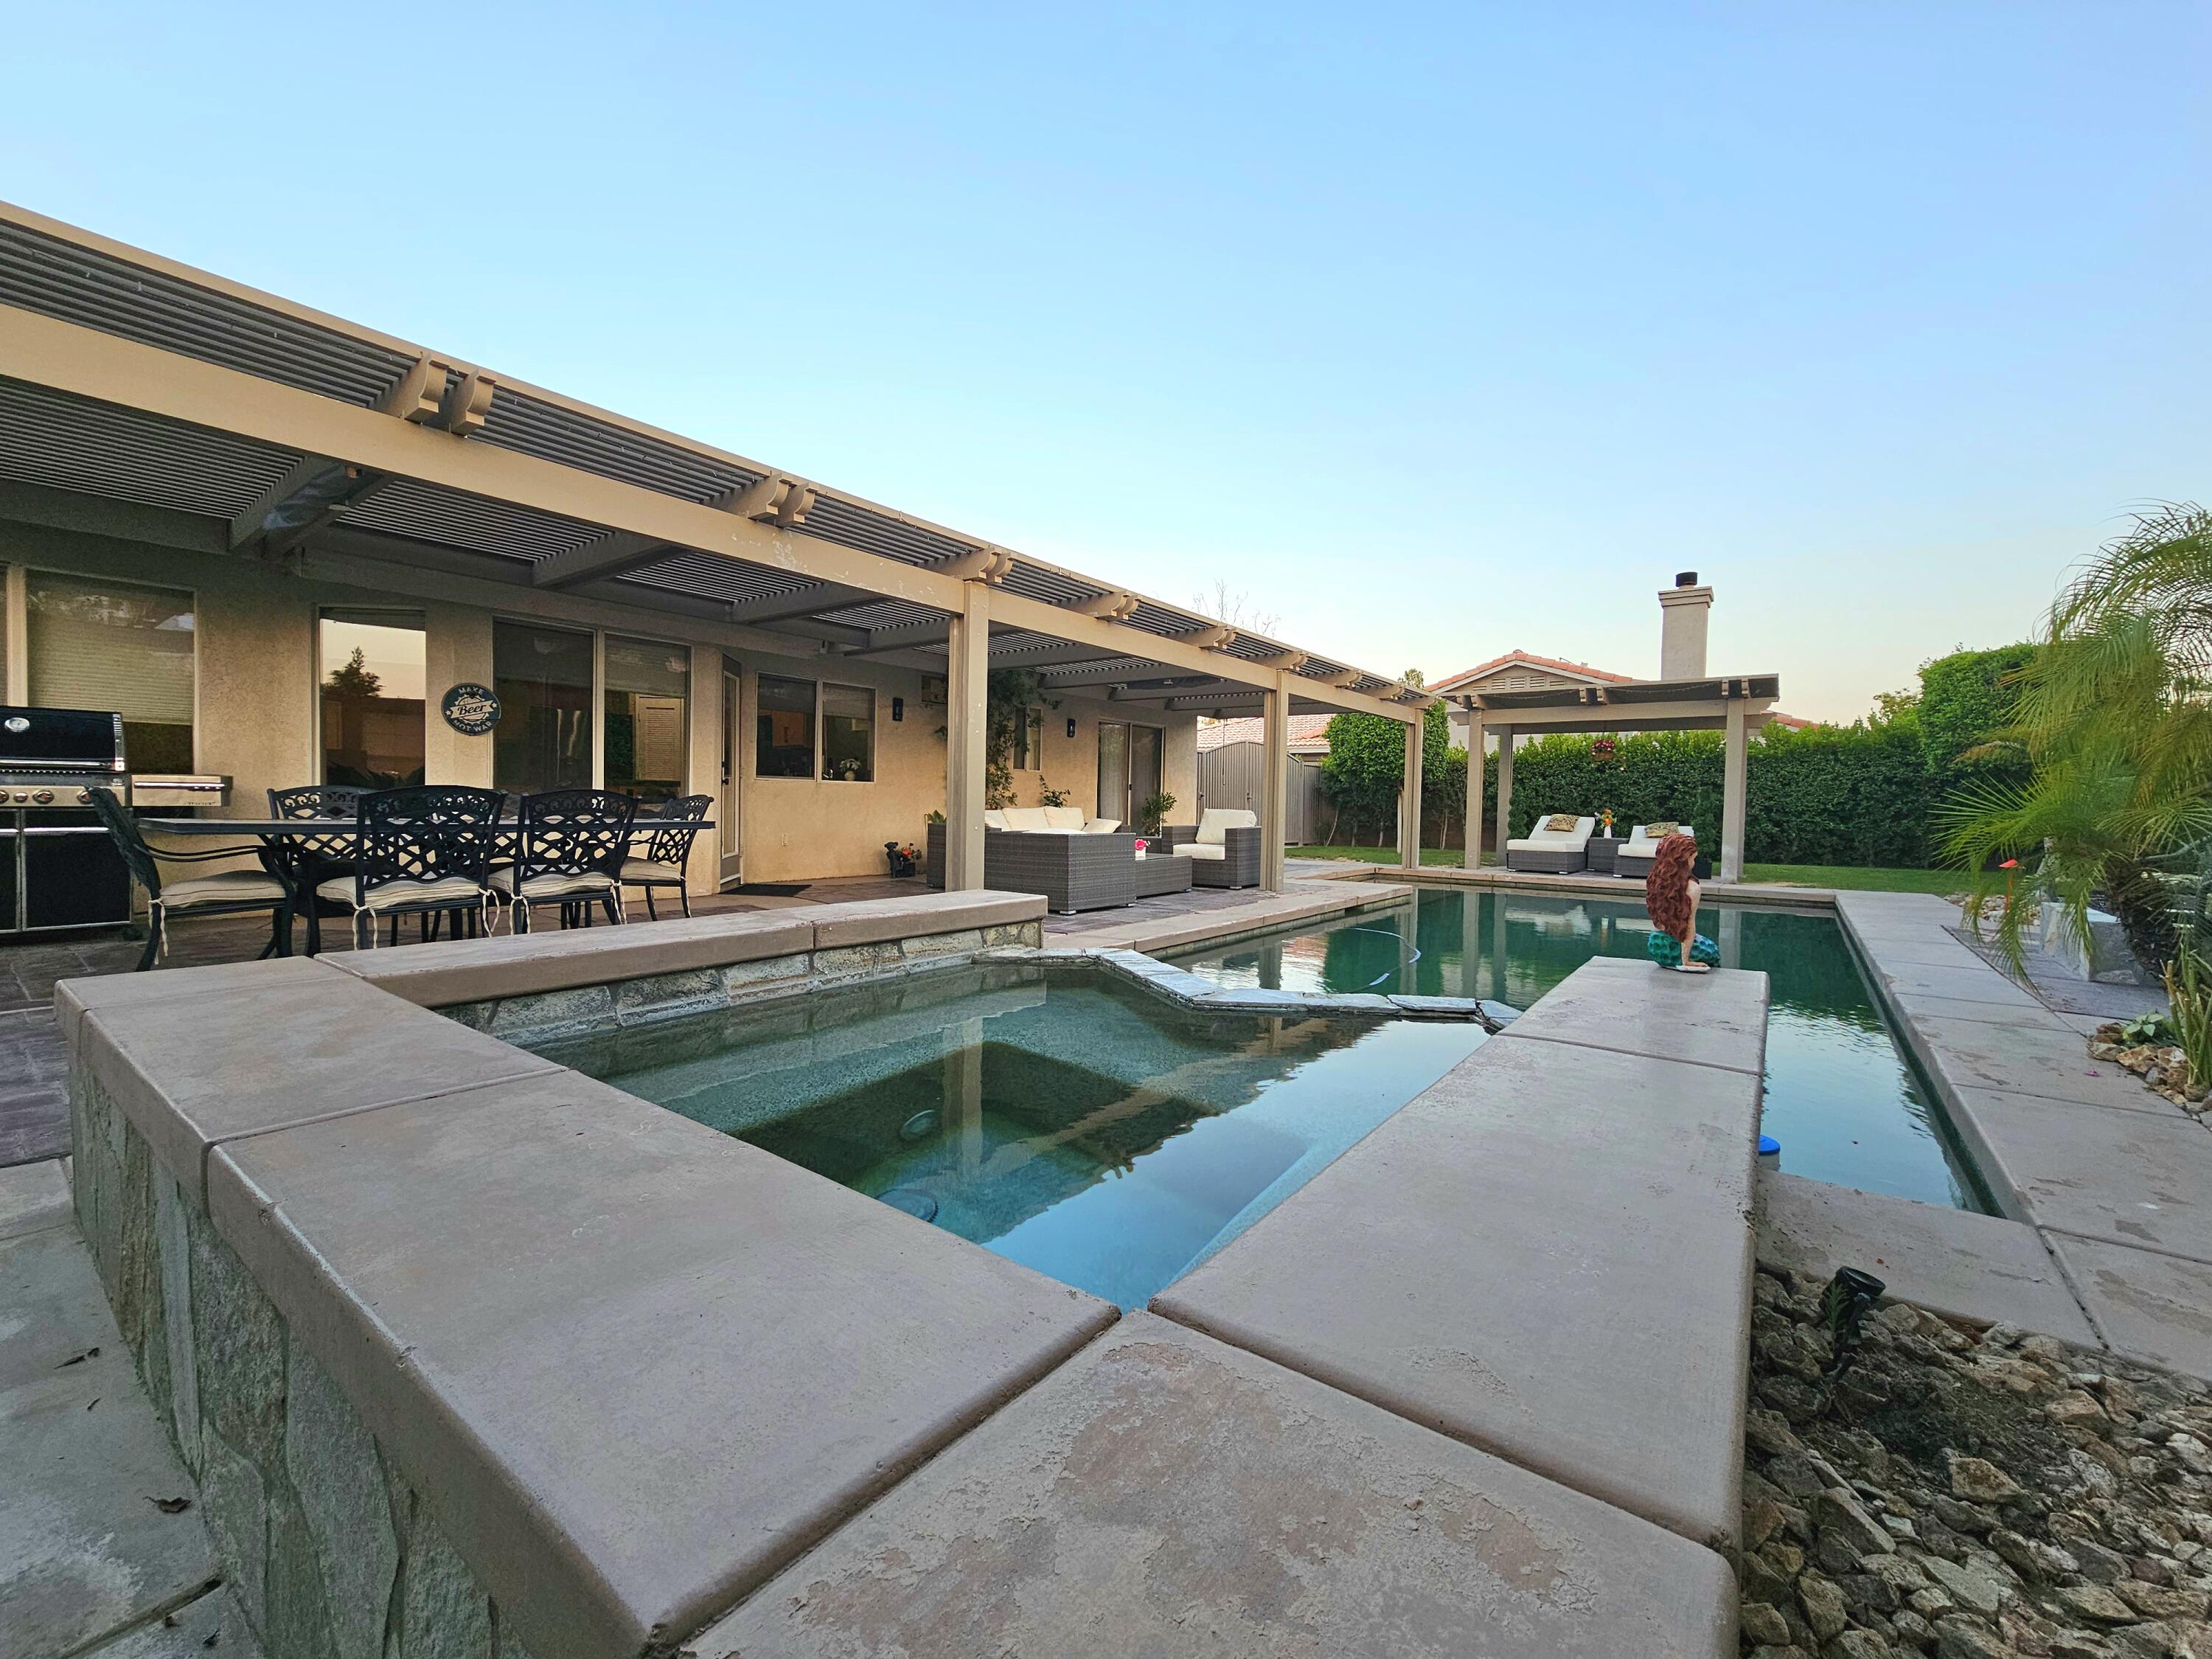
[
  {"x1": 1493, "y1": 725, "x2": 1515, "y2": 869},
  {"x1": 1262, "y1": 672, "x2": 1290, "y2": 891},
  {"x1": 1461, "y1": 700, "x2": 1484, "y2": 868},
  {"x1": 1719, "y1": 696, "x2": 1748, "y2": 883},
  {"x1": 1398, "y1": 717, "x2": 1422, "y2": 872},
  {"x1": 944, "y1": 582, "x2": 990, "y2": 890}
]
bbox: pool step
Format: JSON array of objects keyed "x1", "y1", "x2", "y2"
[{"x1": 1152, "y1": 953, "x2": 1767, "y2": 1556}]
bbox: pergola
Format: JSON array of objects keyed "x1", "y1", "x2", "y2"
[
  {"x1": 0, "y1": 199, "x2": 1439, "y2": 891},
  {"x1": 1461, "y1": 674, "x2": 1781, "y2": 881}
]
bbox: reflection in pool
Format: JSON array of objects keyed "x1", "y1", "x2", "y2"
[
  {"x1": 537, "y1": 964, "x2": 1486, "y2": 1307},
  {"x1": 1168, "y1": 886, "x2": 1986, "y2": 1211}
]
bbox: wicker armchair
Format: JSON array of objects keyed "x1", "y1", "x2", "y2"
[{"x1": 1162, "y1": 811, "x2": 1263, "y2": 888}]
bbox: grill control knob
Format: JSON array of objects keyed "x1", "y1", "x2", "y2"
[
  {"x1": 75, "y1": 790, "x2": 91, "y2": 804},
  {"x1": 9, "y1": 793, "x2": 22, "y2": 804},
  {"x1": 31, "y1": 790, "x2": 52, "y2": 804}
]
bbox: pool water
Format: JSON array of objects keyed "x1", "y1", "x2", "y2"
[
  {"x1": 1168, "y1": 886, "x2": 1986, "y2": 1211},
  {"x1": 539, "y1": 963, "x2": 1486, "y2": 1307}
]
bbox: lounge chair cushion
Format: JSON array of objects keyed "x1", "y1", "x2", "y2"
[
  {"x1": 319, "y1": 874, "x2": 487, "y2": 912},
  {"x1": 1082, "y1": 818, "x2": 1121, "y2": 834},
  {"x1": 1196, "y1": 808, "x2": 1259, "y2": 846},
  {"x1": 1180, "y1": 843, "x2": 1228, "y2": 861},
  {"x1": 982, "y1": 810, "x2": 1011, "y2": 830},
  {"x1": 162, "y1": 871, "x2": 287, "y2": 908},
  {"x1": 621, "y1": 858, "x2": 684, "y2": 883},
  {"x1": 1042, "y1": 806, "x2": 1085, "y2": 830},
  {"x1": 1506, "y1": 815, "x2": 1596, "y2": 851},
  {"x1": 490, "y1": 869, "x2": 621, "y2": 901},
  {"x1": 1004, "y1": 807, "x2": 1051, "y2": 831}
]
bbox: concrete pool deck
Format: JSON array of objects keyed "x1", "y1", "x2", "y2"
[
  {"x1": 38, "y1": 894, "x2": 1757, "y2": 1658},
  {"x1": 1829, "y1": 888, "x2": 2212, "y2": 1382}
]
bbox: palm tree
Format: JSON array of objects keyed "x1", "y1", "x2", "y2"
[{"x1": 1939, "y1": 503, "x2": 2212, "y2": 970}]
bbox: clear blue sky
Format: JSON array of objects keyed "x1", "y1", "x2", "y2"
[{"x1": 6, "y1": 4, "x2": 2205, "y2": 721}]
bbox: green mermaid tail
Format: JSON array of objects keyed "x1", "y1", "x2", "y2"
[{"x1": 1646, "y1": 928, "x2": 1719, "y2": 968}]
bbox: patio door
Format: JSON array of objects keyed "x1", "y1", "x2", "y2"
[
  {"x1": 717, "y1": 663, "x2": 743, "y2": 887},
  {"x1": 1096, "y1": 720, "x2": 1164, "y2": 827}
]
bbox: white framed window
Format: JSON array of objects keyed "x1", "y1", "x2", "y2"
[{"x1": 319, "y1": 609, "x2": 426, "y2": 787}]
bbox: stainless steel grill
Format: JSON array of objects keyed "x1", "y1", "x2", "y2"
[{"x1": 0, "y1": 706, "x2": 133, "y2": 934}]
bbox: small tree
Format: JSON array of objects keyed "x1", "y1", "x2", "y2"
[
  {"x1": 1319, "y1": 679, "x2": 1450, "y2": 846},
  {"x1": 325, "y1": 646, "x2": 382, "y2": 700}
]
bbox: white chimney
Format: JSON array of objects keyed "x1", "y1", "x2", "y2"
[{"x1": 1658, "y1": 571, "x2": 1712, "y2": 680}]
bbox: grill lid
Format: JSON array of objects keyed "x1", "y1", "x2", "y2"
[{"x1": 0, "y1": 707, "x2": 128, "y2": 772}]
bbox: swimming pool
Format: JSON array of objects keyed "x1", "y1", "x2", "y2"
[
  {"x1": 1168, "y1": 886, "x2": 1986, "y2": 1211},
  {"x1": 538, "y1": 962, "x2": 1486, "y2": 1308}
]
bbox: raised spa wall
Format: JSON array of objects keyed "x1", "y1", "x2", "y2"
[{"x1": 58, "y1": 890, "x2": 1063, "y2": 1659}]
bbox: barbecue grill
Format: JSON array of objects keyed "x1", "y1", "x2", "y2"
[{"x1": 0, "y1": 705, "x2": 133, "y2": 933}]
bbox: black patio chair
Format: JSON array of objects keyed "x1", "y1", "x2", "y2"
[
  {"x1": 491, "y1": 789, "x2": 636, "y2": 933},
  {"x1": 320, "y1": 786, "x2": 504, "y2": 949},
  {"x1": 268, "y1": 785, "x2": 365, "y2": 956},
  {"x1": 622, "y1": 794, "x2": 712, "y2": 919},
  {"x1": 88, "y1": 787, "x2": 293, "y2": 971}
]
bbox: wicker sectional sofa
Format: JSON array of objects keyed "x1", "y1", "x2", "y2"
[{"x1": 925, "y1": 822, "x2": 1190, "y2": 912}]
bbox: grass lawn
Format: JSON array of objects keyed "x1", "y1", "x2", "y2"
[{"x1": 1287, "y1": 845, "x2": 1963, "y2": 894}]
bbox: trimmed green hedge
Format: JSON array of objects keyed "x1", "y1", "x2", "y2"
[{"x1": 1472, "y1": 722, "x2": 1941, "y2": 866}]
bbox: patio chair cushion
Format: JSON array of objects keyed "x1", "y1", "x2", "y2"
[
  {"x1": 621, "y1": 858, "x2": 684, "y2": 884},
  {"x1": 1196, "y1": 808, "x2": 1258, "y2": 846},
  {"x1": 1043, "y1": 806, "x2": 1085, "y2": 830},
  {"x1": 1543, "y1": 813, "x2": 1580, "y2": 832},
  {"x1": 1082, "y1": 818, "x2": 1121, "y2": 834},
  {"x1": 319, "y1": 874, "x2": 487, "y2": 913},
  {"x1": 1179, "y1": 843, "x2": 1228, "y2": 862},
  {"x1": 161, "y1": 870, "x2": 288, "y2": 908},
  {"x1": 982, "y1": 810, "x2": 1010, "y2": 830},
  {"x1": 489, "y1": 869, "x2": 622, "y2": 902},
  {"x1": 1004, "y1": 807, "x2": 1051, "y2": 830},
  {"x1": 1506, "y1": 815, "x2": 1596, "y2": 851}
]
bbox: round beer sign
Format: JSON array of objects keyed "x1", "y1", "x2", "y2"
[{"x1": 440, "y1": 683, "x2": 502, "y2": 736}]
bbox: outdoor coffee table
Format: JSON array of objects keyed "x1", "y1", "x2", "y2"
[
  {"x1": 1585, "y1": 835, "x2": 1625, "y2": 874},
  {"x1": 1130, "y1": 853, "x2": 1194, "y2": 899}
]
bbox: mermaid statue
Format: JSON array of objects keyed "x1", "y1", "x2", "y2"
[{"x1": 1643, "y1": 832, "x2": 1718, "y2": 972}]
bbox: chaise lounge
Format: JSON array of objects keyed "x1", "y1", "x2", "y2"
[
  {"x1": 1504, "y1": 813, "x2": 1597, "y2": 874},
  {"x1": 1612, "y1": 822, "x2": 1692, "y2": 880},
  {"x1": 1163, "y1": 810, "x2": 1262, "y2": 888}
]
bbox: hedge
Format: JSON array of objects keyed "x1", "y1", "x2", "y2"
[{"x1": 1470, "y1": 722, "x2": 1941, "y2": 866}]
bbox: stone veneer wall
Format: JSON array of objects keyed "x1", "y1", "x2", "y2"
[
  {"x1": 72, "y1": 1036, "x2": 538, "y2": 1659},
  {"x1": 435, "y1": 919, "x2": 1042, "y2": 1043}
]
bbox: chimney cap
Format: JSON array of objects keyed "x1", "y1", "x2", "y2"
[{"x1": 1674, "y1": 571, "x2": 1699, "y2": 588}]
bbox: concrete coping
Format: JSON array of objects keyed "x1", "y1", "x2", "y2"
[
  {"x1": 74, "y1": 950, "x2": 1113, "y2": 1659},
  {"x1": 327, "y1": 888, "x2": 1047, "y2": 1006},
  {"x1": 1152, "y1": 956, "x2": 1768, "y2": 1551}
]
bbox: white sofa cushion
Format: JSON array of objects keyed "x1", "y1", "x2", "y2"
[
  {"x1": 1043, "y1": 805, "x2": 1085, "y2": 830},
  {"x1": 1196, "y1": 807, "x2": 1258, "y2": 846},
  {"x1": 1082, "y1": 818, "x2": 1121, "y2": 834},
  {"x1": 1004, "y1": 807, "x2": 1051, "y2": 831},
  {"x1": 981, "y1": 810, "x2": 1010, "y2": 831},
  {"x1": 1179, "y1": 842, "x2": 1228, "y2": 861}
]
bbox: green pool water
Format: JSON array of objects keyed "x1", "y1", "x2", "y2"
[
  {"x1": 538, "y1": 962, "x2": 1486, "y2": 1308},
  {"x1": 1167, "y1": 886, "x2": 1986, "y2": 1211}
]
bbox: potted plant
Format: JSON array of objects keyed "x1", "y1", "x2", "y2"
[{"x1": 1138, "y1": 790, "x2": 1176, "y2": 837}]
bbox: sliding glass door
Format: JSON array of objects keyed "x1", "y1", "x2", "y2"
[{"x1": 1096, "y1": 721, "x2": 1164, "y2": 827}]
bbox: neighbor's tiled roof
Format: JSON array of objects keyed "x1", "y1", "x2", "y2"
[
  {"x1": 1197, "y1": 713, "x2": 1336, "y2": 753},
  {"x1": 1428, "y1": 651, "x2": 1635, "y2": 693}
]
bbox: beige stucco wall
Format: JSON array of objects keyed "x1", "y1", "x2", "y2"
[{"x1": 0, "y1": 502, "x2": 1198, "y2": 889}]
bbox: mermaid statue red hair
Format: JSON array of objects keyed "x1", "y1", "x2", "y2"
[{"x1": 1643, "y1": 833, "x2": 1700, "y2": 941}]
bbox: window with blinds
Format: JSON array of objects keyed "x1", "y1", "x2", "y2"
[{"x1": 27, "y1": 573, "x2": 195, "y2": 773}]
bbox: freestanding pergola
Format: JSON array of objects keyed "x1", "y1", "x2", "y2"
[
  {"x1": 0, "y1": 199, "x2": 1440, "y2": 893},
  {"x1": 1460, "y1": 674, "x2": 1781, "y2": 882}
]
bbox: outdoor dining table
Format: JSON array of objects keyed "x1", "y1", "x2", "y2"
[{"x1": 140, "y1": 815, "x2": 713, "y2": 844}]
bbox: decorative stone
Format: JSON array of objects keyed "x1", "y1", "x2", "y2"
[
  {"x1": 400, "y1": 1506, "x2": 493, "y2": 1659},
  {"x1": 285, "y1": 1340, "x2": 400, "y2": 1659},
  {"x1": 1918, "y1": 1554, "x2": 2011, "y2": 1618},
  {"x1": 1741, "y1": 1600, "x2": 1793, "y2": 1644},
  {"x1": 1948, "y1": 1454, "x2": 2027, "y2": 1506},
  {"x1": 1802, "y1": 1573, "x2": 1852, "y2": 1641},
  {"x1": 1819, "y1": 1486, "x2": 1900, "y2": 1557},
  {"x1": 2052, "y1": 1582, "x2": 2138, "y2": 1624}
]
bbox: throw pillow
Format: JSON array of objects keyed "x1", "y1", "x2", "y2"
[{"x1": 1543, "y1": 813, "x2": 1580, "y2": 832}]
